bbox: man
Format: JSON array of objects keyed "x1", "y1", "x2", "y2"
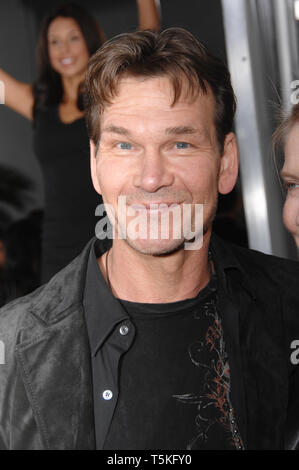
[{"x1": 0, "y1": 28, "x2": 299, "y2": 450}]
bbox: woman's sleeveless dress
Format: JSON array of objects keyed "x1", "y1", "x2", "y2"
[{"x1": 33, "y1": 106, "x2": 102, "y2": 283}]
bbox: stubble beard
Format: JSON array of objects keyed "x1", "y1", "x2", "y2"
[{"x1": 118, "y1": 197, "x2": 218, "y2": 257}]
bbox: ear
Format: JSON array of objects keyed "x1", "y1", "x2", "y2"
[
  {"x1": 218, "y1": 132, "x2": 239, "y2": 195},
  {"x1": 90, "y1": 139, "x2": 102, "y2": 195}
]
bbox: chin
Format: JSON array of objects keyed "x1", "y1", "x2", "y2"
[
  {"x1": 123, "y1": 236, "x2": 189, "y2": 257},
  {"x1": 114, "y1": 212, "x2": 213, "y2": 255},
  {"x1": 52, "y1": 63, "x2": 84, "y2": 78},
  {"x1": 59, "y1": 68, "x2": 81, "y2": 78}
]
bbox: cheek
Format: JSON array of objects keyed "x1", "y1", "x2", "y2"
[
  {"x1": 183, "y1": 161, "x2": 218, "y2": 200},
  {"x1": 74, "y1": 41, "x2": 89, "y2": 60},
  {"x1": 283, "y1": 196, "x2": 299, "y2": 233},
  {"x1": 48, "y1": 47, "x2": 58, "y2": 64},
  {"x1": 97, "y1": 160, "x2": 125, "y2": 201}
]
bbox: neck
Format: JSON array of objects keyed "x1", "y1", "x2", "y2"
[
  {"x1": 61, "y1": 73, "x2": 85, "y2": 104},
  {"x1": 99, "y1": 231, "x2": 213, "y2": 303}
]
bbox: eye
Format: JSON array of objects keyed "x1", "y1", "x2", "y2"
[
  {"x1": 70, "y1": 35, "x2": 80, "y2": 41},
  {"x1": 285, "y1": 182, "x2": 299, "y2": 191},
  {"x1": 117, "y1": 142, "x2": 132, "y2": 150},
  {"x1": 175, "y1": 142, "x2": 190, "y2": 149}
]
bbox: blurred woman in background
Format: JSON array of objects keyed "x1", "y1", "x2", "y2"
[
  {"x1": 273, "y1": 103, "x2": 299, "y2": 249},
  {"x1": 0, "y1": 1, "x2": 160, "y2": 283}
]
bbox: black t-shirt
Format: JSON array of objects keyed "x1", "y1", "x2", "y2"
[{"x1": 103, "y1": 275, "x2": 241, "y2": 450}]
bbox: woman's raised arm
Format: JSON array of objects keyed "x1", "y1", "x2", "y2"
[
  {"x1": 136, "y1": 0, "x2": 161, "y2": 31},
  {"x1": 0, "y1": 68, "x2": 34, "y2": 120}
]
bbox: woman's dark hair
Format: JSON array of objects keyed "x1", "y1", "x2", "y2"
[{"x1": 33, "y1": 2, "x2": 105, "y2": 120}]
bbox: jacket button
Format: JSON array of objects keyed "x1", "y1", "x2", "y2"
[
  {"x1": 119, "y1": 325, "x2": 129, "y2": 336},
  {"x1": 102, "y1": 390, "x2": 113, "y2": 400}
]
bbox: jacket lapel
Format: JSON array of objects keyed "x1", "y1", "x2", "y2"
[
  {"x1": 15, "y1": 238, "x2": 97, "y2": 449},
  {"x1": 212, "y1": 235, "x2": 289, "y2": 449},
  {"x1": 15, "y1": 304, "x2": 95, "y2": 449},
  {"x1": 217, "y1": 284, "x2": 248, "y2": 448}
]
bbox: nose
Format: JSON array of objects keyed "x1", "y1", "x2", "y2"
[
  {"x1": 132, "y1": 148, "x2": 174, "y2": 193},
  {"x1": 59, "y1": 39, "x2": 71, "y2": 54}
]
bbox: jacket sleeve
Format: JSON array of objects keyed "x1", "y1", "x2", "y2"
[
  {"x1": 0, "y1": 302, "x2": 18, "y2": 449},
  {"x1": 285, "y1": 366, "x2": 299, "y2": 449},
  {"x1": 0, "y1": 298, "x2": 35, "y2": 449}
]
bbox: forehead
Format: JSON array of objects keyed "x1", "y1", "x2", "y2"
[
  {"x1": 283, "y1": 122, "x2": 299, "y2": 174},
  {"x1": 48, "y1": 17, "x2": 80, "y2": 36},
  {"x1": 100, "y1": 76, "x2": 216, "y2": 132}
]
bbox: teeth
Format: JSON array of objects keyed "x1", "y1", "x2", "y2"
[{"x1": 61, "y1": 58, "x2": 74, "y2": 65}]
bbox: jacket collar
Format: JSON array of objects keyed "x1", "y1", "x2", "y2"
[
  {"x1": 28, "y1": 237, "x2": 112, "y2": 326},
  {"x1": 28, "y1": 233, "x2": 256, "y2": 328},
  {"x1": 83, "y1": 239, "x2": 130, "y2": 356},
  {"x1": 210, "y1": 232, "x2": 257, "y2": 300}
]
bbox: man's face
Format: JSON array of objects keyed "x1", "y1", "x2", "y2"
[
  {"x1": 282, "y1": 122, "x2": 299, "y2": 248},
  {"x1": 91, "y1": 75, "x2": 238, "y2": 255}
]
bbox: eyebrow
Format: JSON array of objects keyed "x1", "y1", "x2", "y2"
[
  {"x1": 102, "y1": 125, "x2": 131, "y2": 136},
  {"x1": 280, "y1": 170, "x2": 298, "y2": 179},
  {"x1": 102, "y1": 125, "x2": 201, "y2": 136},
  {"x1": 165, "y1": 126, "x2": 201, "y2": 135}
]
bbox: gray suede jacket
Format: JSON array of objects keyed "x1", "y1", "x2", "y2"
[{"x1": 0, "y1": 235, "x2": 299, "y2": 450}]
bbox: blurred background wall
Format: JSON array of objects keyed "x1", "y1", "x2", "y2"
[{"x1": 0, "y1": 0, "x2": 41, "y2": 222}]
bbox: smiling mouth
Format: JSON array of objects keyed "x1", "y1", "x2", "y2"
[
  {"x1": 60, "y1": 57, "x2": 75, "y2": 65},
  {"x1": 129, "y1": 202, "x2": 182, "y2": 212}
]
